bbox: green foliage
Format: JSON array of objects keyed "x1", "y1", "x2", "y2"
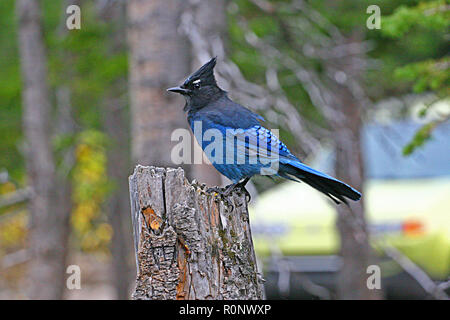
[
  {"x1": 72, "y1": 129, "x2": 112, "y2": 252},
  {"x1": 380, "y1": 1, "x2": 449, "y2": 93},
  {"x1": 394, "y1": 57, "x2": 449, "y2": 94},
  {"x1": 382, "y1": 1, "x2": 450, "y2": 38},
  {"x1": 0, "y1": 0, "x2": 23, "y2": 181},
  {"x1": 402, "y1": 121, "x2": 436, "y2": 155},
  {"x1": 380, "y1": 0, "x2": 449, "y2": 155}
]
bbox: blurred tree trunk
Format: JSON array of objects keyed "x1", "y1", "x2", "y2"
[
  {"x1": 126, "y1": 0, "x2": 192, "y2": 177},
  {"x1": 97, "y1": 1, "x2": 134, "y2": 299},
  {"x1": 53, "y1": 0, "x2": 80, "y2": 299},
  {"x1": 16, "y1": 0, "x2": 67, "y2": 299},
  {"x1": 334, "y1": 89, "x2": 371, "y2": 299},
  {"x1": 53, "y1": 87, "x2": 74, "y2": 299},
  {"x1": 333, "y1": 33, "x2": 381, "y2": 300},
  {"x1": 189, "y1": 0, "x2": 226, "y2": 187},
  {"x1": 102, "y1": 94, "x2": 133, "y2": 299}
]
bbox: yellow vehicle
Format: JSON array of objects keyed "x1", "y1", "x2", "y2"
[{"x1": 250, "y1": 121, "x2": 450, "y2": 299}]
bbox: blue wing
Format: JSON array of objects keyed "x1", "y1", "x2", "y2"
[{"x1": 188, "y1": 99, "x2": 361, "y2": 203}]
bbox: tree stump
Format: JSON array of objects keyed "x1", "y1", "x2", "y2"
[{"x1": 128, "y1": 165, "x2": 264, "y2": 300}]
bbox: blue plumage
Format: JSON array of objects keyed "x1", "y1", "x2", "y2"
[{"x1": 168, "y1": 57, "x2": 361, "y2": 204}]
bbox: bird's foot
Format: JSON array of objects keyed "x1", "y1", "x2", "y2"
[
  {"x1": 226, "y1": 179, "x2": 251, "y2": 203},
  {"x1": 206, "y1": 186, "x2": 222, "y2": 195},
  {"x1": 223, "y1": 182, "x2": 251, "y2": 204},
  {"x1": 240, "y1": 187, "x2": 251, "y2": 203},
  {"x1": 206, "y1": 178, "x2": 251, "y2": 210},
  {"x1": 206, "y1": 186, "x2": 235, "y2": 211},
  {"x1": 222, "y1": 183, "x2": 236, "y2": 197}
]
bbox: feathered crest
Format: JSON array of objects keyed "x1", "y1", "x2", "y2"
[{"x1": 183, "y1": 57, "x2": 217, "y2": 87}]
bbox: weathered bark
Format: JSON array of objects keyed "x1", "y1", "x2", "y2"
[
  {"x1": 129, "y1": 166, "x2": 263, "y2": 300},
  {"x1": 16, "y1": 0, "x2": 67, "y2": 299},
  {"x1": 126, "y1": 0, "x2": 192, "y2": 177}
]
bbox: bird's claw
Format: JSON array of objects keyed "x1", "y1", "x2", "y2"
[
  {"x1": 206, "y1": 186, "x2": 235, "y2": 211},
  {"x1": 205, "y1": 180, "x2": 251, "y2": 211},
  {"x1": 226, "y1": 183, "x2": 251, "y2": 203},
  {"x1": 206, "y1": 186, "x2": 222, "y2": 195},
  {"x1": 241, "y1": 187, "x2": 251, "y2": 203}
]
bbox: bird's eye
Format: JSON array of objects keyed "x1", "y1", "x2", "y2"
[{"x1": 193, "y1": 80, "x2": 201, "y2": 89}]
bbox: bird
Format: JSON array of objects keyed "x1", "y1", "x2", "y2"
[{"x1": 167, "y1": 57, "x2": 361, "y2": 204}]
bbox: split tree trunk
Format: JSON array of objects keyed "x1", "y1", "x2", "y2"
[{"x1": 129, "y1": 166, "x2": 263, "y2": 300}]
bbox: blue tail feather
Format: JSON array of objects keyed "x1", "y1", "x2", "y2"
[{"x1": 279, "y1": 159, "x2": 361, "y2": 204}]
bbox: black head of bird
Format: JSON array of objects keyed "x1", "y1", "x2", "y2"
[{"x1": 167, "y1": 57, "x2": 225, "y2": 111}]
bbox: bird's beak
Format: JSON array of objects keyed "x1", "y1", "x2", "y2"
[{"x1": 167, "y1": 86, "x2": 190, "y2": 95}]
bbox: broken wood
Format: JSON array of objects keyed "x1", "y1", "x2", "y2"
[{"x1": 129, "y1": 165, "x2": 264, "y2": 300}]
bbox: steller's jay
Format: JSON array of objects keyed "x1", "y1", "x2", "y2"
[{"x1": 168, "y1": 57, "x2": 361, "y2": 204}]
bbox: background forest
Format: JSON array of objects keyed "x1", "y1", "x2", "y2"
[{"x1": 0, "y1": 0, "x2": 448, "y2": 299}]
